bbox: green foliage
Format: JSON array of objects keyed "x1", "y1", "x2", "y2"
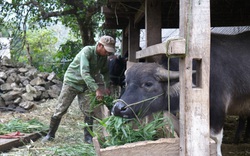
[
  {"x1": 0, "y1": 22, "x2": 11, "y2": 37},
  {"x1": 0, "y1": 0, "x2": 122, "y2": 80},
  {"x1": 9, "y1": 27, "x2": 80, "y2": 80},
  {"x1": 28, "y1": 29, "x2": 57, "y2": 65},
  {"x1": 47, "y1": 143, "x2": 96, "y2": 156},
  {"x1": 77, "y1": 93, "x2": 175, "y2": 148},
  {"x1": 0, "y1": 118, "x2": 48, "y2": 134},
  {"x1": 95, "y1": 113, "x2": 175, "y2": 148},
  {"x1": 16, "y1": 28, "x2": 58, "y2": 72},
  {"x1": 52, "y1": 40, "x2": 82, "y2": 80},
  {"x1": 0, "y1": 0, "x2": 107, "y2": 68},
  {"x1": 0, "y1": 0, "x2": 108, "y2": 45},
  {"x1": 87, "y1": 92, "x2": 115, "y2": 111}
]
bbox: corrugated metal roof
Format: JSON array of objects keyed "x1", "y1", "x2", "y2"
[
  {"x1": 211, "y1": 26, "x2": 250, "y2": 34},
  {"x1": 140, "y1": 26, "x2": 250, "y2": 49}
]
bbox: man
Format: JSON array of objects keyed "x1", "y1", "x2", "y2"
[{"x1": 42, "y1": 35, "x2": 115, "y2": 144}]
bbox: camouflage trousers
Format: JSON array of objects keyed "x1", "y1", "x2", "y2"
[{"x1": 53, "y1": 83, "x2": 99, "y2": 118}]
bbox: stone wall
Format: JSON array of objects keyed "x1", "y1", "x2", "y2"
[{"x1": 0, "y1": 57, "x2": 62, "y2": 112}]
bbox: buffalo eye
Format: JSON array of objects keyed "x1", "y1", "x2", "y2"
[{"x1": 143, "y1": 81, "x2": 153, "y2": 88}]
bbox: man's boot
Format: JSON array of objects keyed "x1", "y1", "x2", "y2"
[
  {"x1": 84, "y1": 116, "x2": 93, "y2": 144},
  {"x1": 42, "y1": 116, "x2": 61, "y2": 142}
]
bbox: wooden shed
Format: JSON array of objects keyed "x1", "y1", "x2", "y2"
[{"x1": 100, "y1": 0, "x2": 250, "y2": 155}]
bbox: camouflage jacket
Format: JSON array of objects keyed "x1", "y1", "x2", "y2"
[{"x1": 63, "y1": 44, "x2": 110, "y2": 92}]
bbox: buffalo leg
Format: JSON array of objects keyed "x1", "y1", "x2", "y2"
[
  {"x1": 234, "y1": 116, "x2": 246, "y2": 144},
  {"x1": 243, "y1": 117, "x2": 250, "y2": 143}
]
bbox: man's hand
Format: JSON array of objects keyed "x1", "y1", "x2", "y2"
[
  {"x1": 95, "y1": 88, "x2": 111, "y2": 101},
  {"x1": 104, "y1": 88, "x2": 111, "y2": 95},
  {"x1": 96, "y1": 88, "x2": 104, "y2": 101}
]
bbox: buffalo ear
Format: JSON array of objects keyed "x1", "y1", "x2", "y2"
[{"x1": 155, "y1": 67, "x2": 180, "y2": 81}]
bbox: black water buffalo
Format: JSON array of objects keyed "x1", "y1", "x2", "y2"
[
  {"x1": 112, "y1": 31, "x2": 250, "y2": 156},
  {"x1": 108, "y1": 55, "x2": 127, "y2": 88}
]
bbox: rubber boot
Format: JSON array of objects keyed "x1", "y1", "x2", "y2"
[
  {"x1": 84, "y1": 116, "x2": 93, "y2": 144},
  {"x1": 42, "y1": 116, "x2": 61, "y2": 142}
]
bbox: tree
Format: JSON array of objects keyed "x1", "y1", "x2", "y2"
[
  {"x1": 24, "y1": 28, "x2": 58, "y2": 69},
  {"x1": 0, "y1": 0, "x2": 110, "y2": 47},
  {"x1": 52, "y1": 39, "x2": 83, "y2": 79},
  {"x1": 0, "y1": 0, "x2": 118, "y2": 79}
]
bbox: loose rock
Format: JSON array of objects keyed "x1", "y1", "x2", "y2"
[{"x1": 0, "y1": 57, "x2": 62, "y2": 111}]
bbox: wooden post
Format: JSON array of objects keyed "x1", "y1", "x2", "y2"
[
  {"x1": 145, "y1": 0, "x2": 162, "y2": 62},
  {"x1": 179, "y1": 0, "x2": 211, "y2": 156},
  {"x1": 144, "y1": 0, "x2": 161, "y2": 122},
  {"x1": 127, "y1": 16, "x2": 140, "y2": 68},
  {"x1": 122, "y1": 29, "x2": 128, "y2": 57},
  {"x1": 145, "y1": 0, "x2": 161, "y2": 46}
]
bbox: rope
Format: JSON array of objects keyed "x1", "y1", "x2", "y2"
[
  {"x1": 167, "y1": 57, "x2": 171, "y2": 115},
  {"x1": 113, "y1": 93, "x2": 164, "y2": 123},
  {"x1": 115, "y1": 4, "x2": 119, "y2": 25},
  {"x1": 113, "y1": 93, "x2": 164, "y2": 108}
]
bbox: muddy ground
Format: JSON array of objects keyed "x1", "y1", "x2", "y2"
[{"x1": 1, "y1": 99, "x2": 250, "y2": 156}]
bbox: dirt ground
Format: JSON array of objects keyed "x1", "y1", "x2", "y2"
[
  {"x1": 1, "y1": 99, "x2": 250, "y2": 156},
  {"x1": 222, "y1": 116, "x2": 250, "y2": 156},
  {"x1": 0, "y1": 98, "x2": 96, "y2": 156}
]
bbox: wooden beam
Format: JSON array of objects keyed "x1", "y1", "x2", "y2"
[
  {"x1": 145, "y1": 0, "x2": 161, "y2": 47},
  {"x1": 122, "y1": 29, "x2": 128, "y2": 56},
  {"x1": 134, "y1": 2, "x2": 145, "y2": 25},
  {"x1": 163, "y1": 111, "x2": 180, "y2": 137},
  {"x1": 145, "y1": 0, "x2": 162, "y2": 62},
  {"x1": 103, "y1": 17, "x2": 129, "y2": 29},
  {"x1": 128, "y1": 16, "x2": 140, "y2": 63},
  {"x1": 103, "y1": 0, "x2": 250, "y2": 29},
  {"x1": 136, "y1": 38, "x2": 185, "y2": 59},
  {"x1": 93, "y1": 136, "x2": 216, "y2": 156},
  {"x1": 95, "y1": 138, "x2": 180, "y2": 156},
  {"x1": 136, "y1": 43, "x2": 166, "y2": 59},
  {"x1": 0, "y1": 132, "x2": 45, "y2": 152},
  {"x1": 179, "y1": 0, "x2": 211, "y2": 155},
  {"x1": 101, "y1": 6, "x2": 137, "y2": 16}
]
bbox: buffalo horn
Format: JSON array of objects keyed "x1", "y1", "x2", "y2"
[{"x1": 155, "y1": 67, "x2": 179, "y2": 80}]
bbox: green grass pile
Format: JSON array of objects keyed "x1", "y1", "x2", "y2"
[
  {"x1": 0, "y1": 118, "x2": 48, "y2": 134},
  {"x1": 94, "y1": 113, "x2": 175, "y2": 148}
]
